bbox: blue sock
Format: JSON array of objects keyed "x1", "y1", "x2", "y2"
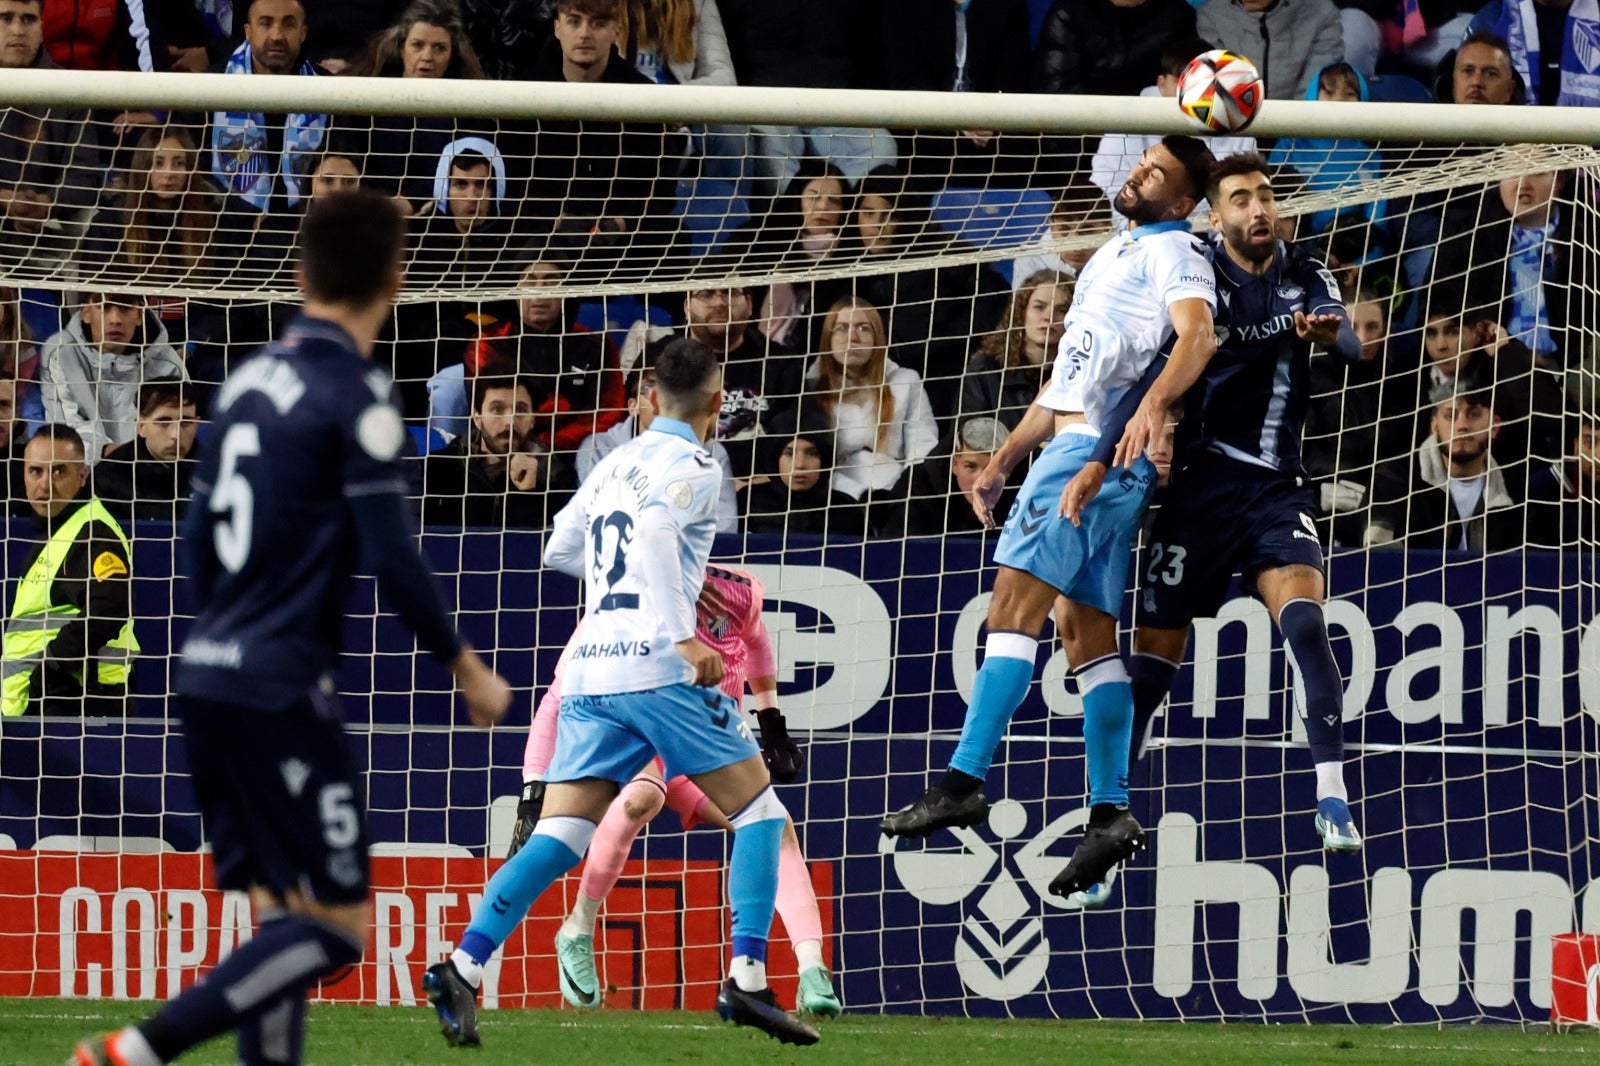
[
  {"x1": 1128, "y1": 652, "x2": 1180, "y2": 766},
  {"x1": 462, "y1": 816, "x2": 592, "y2": 963},
  {"x1": 948, "y1": 632, "x2": 1039, "y2": 780},
  {"x1": 1078, "y1": 654, "x2": 1133, "y2": 807},
  {"x1": 727, "y1": 789, "x2": 786, "y2": 968},
  {"x1": 137, "y1": 914, "x2": 361, "y2": 1062},
  {"x1": 1279, "y1": 598, "x2": 1345, "y2": 764}
]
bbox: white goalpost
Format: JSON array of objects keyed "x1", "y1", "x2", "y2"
[{"x1": 0, "y1": 64, "x2": 1596, "y2": 1026}]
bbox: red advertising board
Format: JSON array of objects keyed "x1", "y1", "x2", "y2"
[{"x1": 0, "y1": 852, "x2": 833, "y2": 1010}]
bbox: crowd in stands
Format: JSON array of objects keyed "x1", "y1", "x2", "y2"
[{"x1": 0, "y1": 0, "x2": 1596, "y2": 554}]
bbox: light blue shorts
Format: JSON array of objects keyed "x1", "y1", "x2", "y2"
[
  {"x1": 992, "y1": 431, "x2": 1156, "y2": 617},
  {"x1": 545, "y1": 682, "x2": 760, "y2": 785}
]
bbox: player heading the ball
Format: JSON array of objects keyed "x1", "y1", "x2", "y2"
[{"x1": 72, "y1": 190, "x2": 512, "y2": 1066}]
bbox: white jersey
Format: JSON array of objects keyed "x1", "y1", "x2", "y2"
[
  {"x1": 1037, "y1": 221, "x2": 1214, "y2": 430},
  {"x1": 543, "y1": 418, "x2": 723, "y2": 696}
]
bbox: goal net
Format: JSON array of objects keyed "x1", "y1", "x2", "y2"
[{"x1": 0, "y1": 68, "x2": 1596, "y2": 1026}]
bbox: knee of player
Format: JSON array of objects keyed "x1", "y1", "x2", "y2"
[{"x1": 621, "y1": 780, "x2": 667, "y2": 822}]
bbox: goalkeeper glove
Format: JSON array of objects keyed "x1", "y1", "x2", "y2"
[
  {"x1": 757, "y1": 708, "x2": 806, "y2": 783},
  {"x1": 506, "y1": 780, "x2": 545, "y2": 859}
]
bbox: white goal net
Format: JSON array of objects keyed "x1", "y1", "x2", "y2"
[{"x1": 0, "y1": 68, "x2": 1597, "y2": 1025}]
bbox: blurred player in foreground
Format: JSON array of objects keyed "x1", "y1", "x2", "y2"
[
  {"x1": 72, "y1": 190, "x2": 511, "y2": 1066},
  {"x1": 512, "y1": 563, "x2": 840, "y2": 1016},
  {"x1": 422, "y1": 339, "x2": 819, "y2": 1047}
]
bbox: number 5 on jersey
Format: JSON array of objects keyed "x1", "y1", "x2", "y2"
[{"x1": 212, "y1": 423, "x2": 261, "y2": 573}]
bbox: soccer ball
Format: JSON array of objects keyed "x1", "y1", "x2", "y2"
[{"x1": 1176, "y1": 50, "x2": 1264, "y2": 133}]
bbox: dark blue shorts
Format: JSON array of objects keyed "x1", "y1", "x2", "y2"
[
  {"x1": 178, "y1": 690, "x2": 371, "y2": 906},
  {"x1": 1136, "y1": 453, "x2": 1325, "y2": 630}
]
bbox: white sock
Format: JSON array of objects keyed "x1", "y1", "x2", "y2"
[
  {"x1": 450, "y1": 948, "x2": 484, "y2": 989},
  {"x1": 731, "y1": 955, "x2": 767, "y2": 992},
  {"x1": 794, "y1": 939, "x2": 825, "y2": 975},
  {"x1": 108, "y1": 1028, "x2": 161, "y2": 1066},
  {"x1": 1314, "y1": 761, "x2": 1348, "y2": 802},
  {"x1": 563, "y1": 893, "x2": 602, "y2": 939}
]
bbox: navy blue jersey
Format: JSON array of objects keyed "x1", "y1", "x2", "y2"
[
  {"x1": 176, "y1": 316, "x2": 421, "y2": 710},
  {"x1": 1181, "y1": 237, "x2": 1348, "y2": 480}
]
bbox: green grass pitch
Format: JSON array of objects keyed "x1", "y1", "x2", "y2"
[{"x1": 5, "y1": 999, "x2": 1600, "y2": 1066}]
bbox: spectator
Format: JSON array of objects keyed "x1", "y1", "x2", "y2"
[
  {"x1": 204, "y1": 0, "x2": 328, "y2": 216},
  {"x1": 430, "y1": 257, "x2": 626, "y2": 452},
  {"x1": 1011, "y1": 182, "x2": 1110, "y2": 284},
  {"x1": 959, "y1": 270, "x2": 1073, "y2": 430},
  {"x1": 0, "y1": 285, "x2": 40, "y2": 435},
  {"x1": 0, "y1": 0, "x2": 104, "y2": 258},
  {"x1": 805, "y1": 296, "x2": 939, "y2": 501},
  {"x1": 40, "y1": 0, "x2": 196, "y2": 72},
  {"x1": 92, "y1": 377, "x2": 201, "y2": 520},
  {"x1": 845, "y1": 167, "x2": 1013, "y2": 415},
  {"x1": 1032, "y1": 0, "x2": 1197, "y2": 97},
  {"x1": 1472, "y1": 0, "x2": 1600, "y2": 105},
  {"x1": 81, "y1": 126, "x2": 231, "y2": 347},
  {"x1": 344, "y1": 0, "x2": 494, "y2": 214},
  {"x1": 716, "y1": 0, "x2": 897, "y2": 195},
  {"x1": 1089, "y1": 39, "x2": 1256, "y2": 224},
  {"x1": 741, "y1": 403, "x2": 863, "y2": 535},
  {"x1": 40, "y1": 292, "x2": 187, "y2": 461},
  {"x1": 719, "y1": 159, "x2": 851, "y2": 346},
  {"x1": 1196, "y1": 0, "x2": 1344, "y2": 99},
  {"x1": 577, "y1": 356, "x2": 739, "y2": 531},
  {"x1": 1435, "y1": 169, "x2": 1586, "y2": 369},
  {"x1": 1377, "y1": 0, "x2": 1478, "y2": 79},
  {"x1": 2, "y1": 422, "x2": 138, "y2": 716},
  {"x1": 882, "y1": 0, "x2": 1035, "y2": 186},
  {"x1": 643, "y1": 285, "x2": 807, "y2": 481},
  {"x1": 1268, "y1": 62, "x2": 1391, "y2": 238},
  {"x1": 422, "y1": 369, "x2": 575, "y2": 528},
  {"x1": 1435, "y1": 28, "x2": 1526, "y2": 103},
  {"x1": 881, "y1": 416, "x2": 1017, "y2": 536},
  {"x1": 1304, "y1": 288, "x2": 1391, "y2": 546},
  {"x1": 460, "y1": 0, "x2": 550, "y2": 79},
  {"x1": 526, "y1": 0, "x2": 682, "y2": 270},
  {"x1": 0, "y1": 375, "x2": 25, "y2": 513},
  {"x1": 618, "y1": 0, "x2": 741, "y2": 181},
  {"x1": 1526, "y1": 406, "x2": 1600, "y2": 547},
  {"x1": 1367, "y1": 378, "x2": 1526, "y2": 551}
]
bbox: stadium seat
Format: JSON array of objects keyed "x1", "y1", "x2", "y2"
[
  {"x1": 574, "y1": 296, "x2": 676, "y2": 353},
  {"x1": 932, "y1": 186, "x2": 1055, "y2": 252},
  {"x1": 673, "y1": 178, "x2": 750, "y2": 257},
  {"x1": 1365, "y1": 73, "x2": 1434, "y2": 104},
  {"x1": 407, "y1": 424, "x2": 446, "y2": 456}
]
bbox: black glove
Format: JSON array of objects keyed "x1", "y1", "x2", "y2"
[
  {"x1": 757, "y1": 708, "x2": 806, "y2": 784},
  {"x1": 506, "y1": 780, "x2": 545, "y2": 859}
]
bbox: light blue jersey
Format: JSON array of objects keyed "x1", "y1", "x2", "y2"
[{"x1": 543, "y1": 418, "x2": 724, "y2": 696}]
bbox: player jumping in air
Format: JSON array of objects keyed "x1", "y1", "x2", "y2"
[
  {"x1": 422, "y1": 338, "x2": 819, "y2": 1048},
  {"x1": 71, "y1": 191, "x2": 512, "y2": 1066},
  {"x1": 881, "y1": 136, "x2": 1220, "y2": 900},
  {"x1": 1067, "y1": 155, "x2": 1363, "y2": 910},
  {"x1": 512, "y1": 564, "x2": 841, "y2": 1017}
]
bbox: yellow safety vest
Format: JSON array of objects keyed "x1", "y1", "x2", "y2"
[{"x1": 1, "y1": 497, "x2": 140, "y2": 716}]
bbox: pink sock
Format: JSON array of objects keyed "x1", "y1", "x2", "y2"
[
  {"x1": 663, "y1": 774, "x2": 712, "y2": 830},
  {"x1": 774, "y1": 825, "x2": 823, "y2": 947},
  {"x1": 576, "y1": 777, "x2": 666, "y2": 906},
  {"x1": 521, "y1": 684, "x2": 561, "y2": 781}
]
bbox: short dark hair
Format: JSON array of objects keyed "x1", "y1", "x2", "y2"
[
  {"x1": 1160, "y1": 135, "x2": 1217, "y2": 204},
  {"x1": 555, "y1": 0, "x2": 621, "y2": 18},
  {"x1": 1159, "y1": 38, "x2": 1214, "y2": 78},
  {"x1": 471, "y1": 367, "x2": 531, "y2": 414},
  {"x1": 248, "y1": 0, "x2": 307, "y2": 20},
  {"x1": 1460, "y1": 28, "x2": 1513, "y2": 60},
  {"x1": 138, "y1": 377, "x2": 192, "y2": 418},
  {"x1": 1318, "y1": 63, "x2": 1361, "y2": 97},
  {"x1": 1206, "y1": 152, "x2": 1272, "y2": 202},
  {"x1": 29, "y1": 422, "x2": 85, "y2": 458},
  {"x1": 651, "y1": 337, "x2": 719, "y2": 410},
  {"x1": 450, "y1": 150, "x2": 493, "y2": 175},
  {"x1": 298, "y1": 190, "x2": 405, "y2": 306}
]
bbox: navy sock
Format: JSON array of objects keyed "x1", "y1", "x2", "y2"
[
  {"x1": 139, "y1": 914, "x2": 361, "y2": 1062},
  {"x1": 1279, "y1": 598, "x2": 1345, "y2": 763},
  {"x1": 236, "y1": 990, "x2": 308, "y2": 1066},
  {"x1": 1127, "y1": 652, "x2": 1180, "y2": 766}
]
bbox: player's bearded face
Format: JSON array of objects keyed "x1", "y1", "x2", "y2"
[
  {"x1": 1116, "y1": 148, "x2": 1188, "y2": 224},
  {"x1": 1214, "y1": 174, "x2": 1277, "y2": 263}
]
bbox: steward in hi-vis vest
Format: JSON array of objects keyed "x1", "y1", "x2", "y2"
[{"x1": 1, "y1": 424, "x2": 137, "y2": 716}]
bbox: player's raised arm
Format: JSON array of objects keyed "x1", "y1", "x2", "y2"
[{"x1": 1114, "y1": 297, "x2": 1215, "y2": 469}]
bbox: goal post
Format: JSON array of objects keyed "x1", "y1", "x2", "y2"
[{"x1": 0, "y1": 67, "x2": 1596, "y2": 1026}]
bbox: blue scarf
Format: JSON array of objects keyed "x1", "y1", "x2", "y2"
[
  {"x1": 211, "y1": 42, "x2": 328, "y2": 213},
  {"x1": 1505, "y1": 0, "x2": 1600, "y2": 106},
  {"x1": 1507, "y1": 214, "x2": 1558, "y2": 355}
]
